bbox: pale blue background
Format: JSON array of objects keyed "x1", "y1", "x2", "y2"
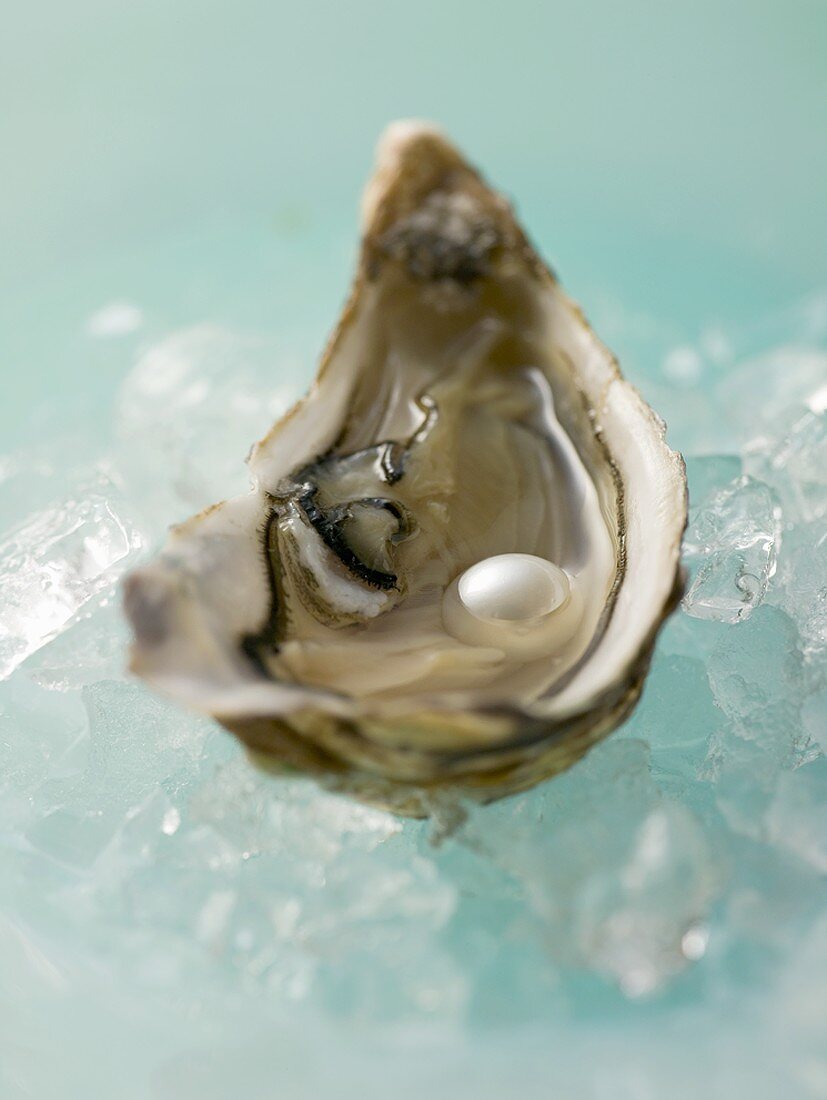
[{"x1": 2, "y1": 0, "x2": 825, "y2": 448}]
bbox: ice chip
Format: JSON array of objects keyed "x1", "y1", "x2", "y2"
[
  {"x1": 458, "y1": 741, "x2": 721, "y2": 997},
  {"x1": 773, "y1": 520, "x2": 827, "y2": 656},
  {"x1": 618, "y1": 651, "x2": 721, "y2": 792},
  {"x1": 116, "y1": 325, "x2": 295, "y2": 533},
  {"x1": 703, "y1": 606, "x2": 815, "y2": 838},
  {"x1": 746, "y1": 409, "x2": 827, "y2": 524},
  {"x1": 25, "y1": 806, "x2": 115, "y2": 870},
  {"x1": 682, "y1": 475, "x2": 781, "y2": 623},
  {"x1": 717, "y1": 347, "x2": 827, "y2": 445},
  {"x1": 0, "y1": 469, "x2": 144, "y2": 680},
  {"x1": 25, "y1": 605, "x2": 133, "y2": 692},
  {"x1": 571, "y1": 802, "x2": 718, "y2": 997},
  {"x1": 705, "y1": 606, "x2": 805, "y2": 739},
  {"x1": 802, "y1": 686, "x2": 827, "y2": 756}
]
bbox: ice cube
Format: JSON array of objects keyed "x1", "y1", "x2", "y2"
[
  {"x1": 618, "y1": 651, "x2": 721, "y2": 793},
  {"x1": 0, "y1": 469, "x2": 144, "y2": 680},
  {"x1": 746, "y1": 409, "x2": 827, "y2": 524},
  {"x1": 682, "y1": 475, "x2": 781, "y2": 624},
  {"x1": 458, "y1": 740, "x2": 721, "y2": 997},
  {"x1": 24, "y1": 603, "x2": 133, "y2": 692},
  {"x1": 773, "y1": 520, "x2": 827, "y2": 657},
  {"x1": 575, "y1": 801, "x2": 717, "y2": 997},
  {"x1": 703, "y1": 607, "x2": 814, "y2": 838},
  {"x1": 706, "y1": 606, "x2": 809, "y2": 732},
  {"x1": 716, "y1": 347, "x2": 827, "y2": 445},
  {"x1": 116, "y1": 325, "x2": 296, "y2": 533}
]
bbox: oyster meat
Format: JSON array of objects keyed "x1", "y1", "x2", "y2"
[{"x1": 124, "y1": 121, "x2": 687, "y2": 812}]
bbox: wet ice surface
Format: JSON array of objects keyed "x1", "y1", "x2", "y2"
[
  {"x1": 1, "y1": 297, "x2": 826, "y2": 1100},
  {"x1": 682, "y1": 475, "x2": 782, "y2": 623},
  {"x1": 0, "y1": 467, "x2": 144, "y2": 680}
]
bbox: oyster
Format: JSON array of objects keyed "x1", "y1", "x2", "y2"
[{"x1": 124, "y1": 121, "x2": 686, "y2": 813}]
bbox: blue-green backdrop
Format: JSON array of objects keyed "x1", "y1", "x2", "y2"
[{"x1": 2, "y1": 0, "x2": 825, "y2": 446}]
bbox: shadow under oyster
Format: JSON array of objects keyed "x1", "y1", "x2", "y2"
[{"x1": 124, "y1": 121, "x2": 687, "y2": 815}]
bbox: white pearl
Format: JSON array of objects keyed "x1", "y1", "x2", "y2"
[
  {"x1": 457, "y1": 554, "x2": 570, "y2": 622},
  {"x1": 442, "y1": 554, "x2": 582, "y2": 657}
]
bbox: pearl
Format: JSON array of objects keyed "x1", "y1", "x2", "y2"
[
  {"x1": 442, "y1": 554, "x2": 582, "y2": 657},
  {"x1": 458, "y1": 554, "x2": 570, "y2": 622}
]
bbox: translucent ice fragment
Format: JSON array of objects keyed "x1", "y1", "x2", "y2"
[
  {"x1": 116, "y1": 325, "x2": 295, "y2": 531},
  {"x1": 774, "y1": 520, "x2": 827, "y2": 656},
  {"x1": 578, "y1": 801, "x2": 718, "y2": 997},
  {"x1": 619, "y1": 652, "x2": 721, "y2": 788},
  {"x1": 0, "y1": 471, "x2": 144, "y2": 679},
  {"x1": 24, "y1": 606, "x2": 133, "y2": 692},
  {"x1": 802, "y1": 687, "x2": 827, "y2": 756},
  {"x1": 706, "y1": 606, "x2": 804, "y2": 733},
  {"x1": 80, "y1": 680, "x2": 208, "y2": 807},
  {"x1": 25, "y1": 807, "x2": 115, "y2": 870},
  {"x1": 716, "y1": 347, "x2": 827, "y2": 445},
  {"x1": 459, "y1": 741, "x2": 720, "y2": 996},
  {"x1": 703, "y1": 608, "x2": 811, "y2": 838},
  {"x1": 746, "y1": 409, "x2": 827, "y2": 524},
  {"x1": 682, "y1": 475, "x2": 781, "y2": 623}
]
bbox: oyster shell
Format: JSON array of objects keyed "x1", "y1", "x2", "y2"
[{"x1": 124, "y1": 121, "x2": 687, "y2": 813}]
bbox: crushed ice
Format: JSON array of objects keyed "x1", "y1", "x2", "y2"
[{"x1": 1, "y1": 297, "x2": 825, "y2": 1088}]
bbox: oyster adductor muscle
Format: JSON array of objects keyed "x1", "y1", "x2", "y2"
[{"x1": 124, "y1": 121, "x2": 687, "y2": 811}]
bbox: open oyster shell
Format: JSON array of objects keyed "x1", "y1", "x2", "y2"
[{"x1": 124, "y1": 121, "x2": 687, "y2": 814}]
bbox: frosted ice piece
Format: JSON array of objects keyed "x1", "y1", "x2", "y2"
[
  {"x1": 774, "y1": 520, "x2": 827, "y2": 656},
  {"x1": 740, "y1": 411, "x2": 827, "y2": 654},
  {"x1": 25, "y1": 807, "x2": 116, "y2": 869},
  {"x1": 80, "y1": 680, "x2": 209, "y2": 805},
  {"x1": 576, "y1": 801, "x2": 718, "y2": 997},
  {"x1": 24, "y1": 605, "x2": 133, "y2": 692},
  {"x1": 682, "y1": 475, "x2": 781, "y2": 623},
  {"x1": 0, "y1": 439, "x2": 103, "y2": 534},
  {"x1": 0, "y1": 676, "x2": 88, "y2": 840},
  {"x1": 619, "y1": 651, "x2": 721, "y2": 791},
  {"x1": 802, "y1": 687, "x2": 827, "y2": 756},
  {"x1": 458, "y1": 740, "x2": 720, "y2": 997},
  {"x1": 0, "y1": 472, "x2": 144, "y2": 680},
  {"x1": 192, "y1": 756, "x2": 402, "y2": 863},
  {"x1": 706, "y1": 607, "x2": 805, "y2": 733},
  {"x1": 116, "y1": 325, "x2": 295, "y2": 532},
  {"x1": 746, "y1": 409, "x2": 827, "y2": 524},
  {"x1": 716, "y1": 346, "x2": 827, "y2": 445},
  {"x1": 702, "y1": 607, "x2": 811, "y2": 838},
  {"x1": 17, "y1": 682, "x2": 214, "y2": 882}
]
